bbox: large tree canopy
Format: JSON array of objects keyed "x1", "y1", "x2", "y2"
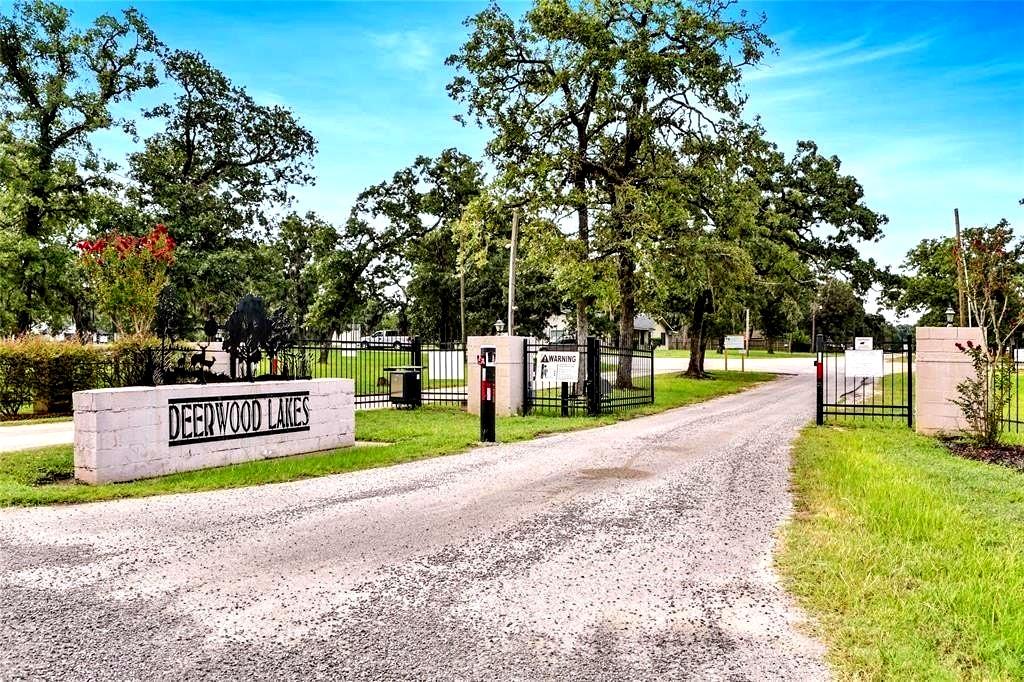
[
  {"x1": 128, "y1": 49, "x2": 317, "y2": 320},
  {"x1": 447, "y1": 0, "x2": 772, "y2": 350},
  {"x1": 0, "y1": 0, "x2": 159, "y2": 332},
  {"x1": 307, "y1": 149, "x2": 489, "y2": 338}
]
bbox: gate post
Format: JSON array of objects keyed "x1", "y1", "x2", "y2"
[
  {"x1": 586, "y1": 336, "x2": 602, "y2": 416},
  {"x1": 906, "y1": 341, "x2": 914, "y2": 428},
  {"x1": 815, "y1": 333, "x2": 824, "y2": 426},
  {"x1": 522, "y1": 338, "x2": 530, "y2": 415},
  {"x1": 410, "y1": 337, "x2": 422, "y2": 367},
  {"x1": 650, "y1": 344, "x2": 655, "y2": 404}
]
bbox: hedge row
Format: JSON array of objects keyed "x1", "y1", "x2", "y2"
[{"x1": 0, "y1": 336, "x2": 159, "y2": 418}]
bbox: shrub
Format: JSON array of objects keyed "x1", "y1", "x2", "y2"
[
  {"x1": 0, "y1": 347, "x2": 33, "y2": 418},
  {"x1": 109, "y1": 335, "x2": 163, "y2": 386},
  {"x1": 951, "y1": 340, "x2": 1012, "y2": 447},
  {"x1": 0, "y1": 337, "x2": 112, "y2": 417}
]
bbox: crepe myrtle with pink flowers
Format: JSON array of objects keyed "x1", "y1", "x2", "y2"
[
  {"x1": 78, "y1": 224, "x2": 176, "y2": 336},
  {"x1": 951, "y1": 339, "x2": 1013, "y2": 446}
]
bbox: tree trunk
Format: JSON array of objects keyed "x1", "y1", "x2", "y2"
[
  {"x1": 575, "y1": 203, "x2": 590, "y2": 386},
  {"x1": 685, "y1": 290, "x2": 712, "y2": 378},
  {"x1": 616, "y1": 252, "x2": 636, "y2": 388}
]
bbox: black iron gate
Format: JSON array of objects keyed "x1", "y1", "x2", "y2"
[
  {"x1": 523, "y1": 337, "x2": 655, "y2": 416},
  {"x1": 815, "y1": 334, "x2": 914, "y2": 427}
]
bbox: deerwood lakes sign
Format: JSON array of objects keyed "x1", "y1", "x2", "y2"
[
  {"x1": 168, "y1": 390, "x2": 311, "y2": 446},
  {"x1": 73, "y1": 379, "x2": 354, "y2": 484}
]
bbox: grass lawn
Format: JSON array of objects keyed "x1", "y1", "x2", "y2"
[
  {"x1": 779, "y1": 422, "x2": 1024, "y2": 680},
  {"x1": 256, "y1": 348, "x2": 466, "y2": 394},
  {"x1": 655, "y1": 348, "x2": 815, "y2": 359},
  {"x1": 0, "y1": 369, "x2": 772, "y2": 507},
  {"x1": 0, "y1": 415, "x2": 72, "y2": 427}
]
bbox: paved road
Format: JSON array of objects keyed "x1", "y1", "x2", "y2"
[
  {"x1": 0, "y1": 421, "x2": 75, "y2": 453},
  {"x1": 0, "y1": 374, "x2": 828, "y2": 681}
]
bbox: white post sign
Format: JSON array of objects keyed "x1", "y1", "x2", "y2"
[
  {"x1": 535, "y1": 349, "x2": 580, "y2": 384},
  {"x1": 845, "y1": 349, "x2": 884, "y2": 377},
  {"x1": 854, "y1": 337, "x2": 874, "y2": 351},
  {"x1": 724, "y1": 335, "x2": 745, "y2": 350}
]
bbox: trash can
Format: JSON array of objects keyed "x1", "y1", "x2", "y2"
[{"x1": 386, "y1": 366, "x2": 422, "y2": 408}]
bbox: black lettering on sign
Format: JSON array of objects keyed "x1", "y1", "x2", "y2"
[{"x1": 168, "y1": 391, "x2": 311, "y2": 447}]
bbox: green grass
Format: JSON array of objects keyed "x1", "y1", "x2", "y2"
[
  {"x1": 255, "y1": 348, "x2": 467, "y2": 394},
  {"x1": 0, "y1": 415, "x2": 72, "y2": 427},
  {"x1": 779, "y1": 422, "x2": 1024, "y2": 680},
  {"x1": 655, "y1": 348, "x2": 815, "y2": 359},
  {"x1": 0, "y1": 369, "x2": 772, "y2": 507}
]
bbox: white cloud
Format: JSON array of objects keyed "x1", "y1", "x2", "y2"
[
  {"x1": 369, "y1": 30, "x2": 434, "y2": 72},
  {"x1": 747, "y1": 34, "x2": 932, "y2": 82}
]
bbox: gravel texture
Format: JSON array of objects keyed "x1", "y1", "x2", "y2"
[{"x1": 0, "y1": 373, "x2": 828, "y2": 681}]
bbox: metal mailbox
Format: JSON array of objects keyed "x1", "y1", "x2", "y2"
[{"x1": 386, "y1": 366, "x2": 422, "y2": 408}]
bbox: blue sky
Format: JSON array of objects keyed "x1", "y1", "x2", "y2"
[{"x1": 72, "y1": 0, "x2": 1023, "y2": 277}]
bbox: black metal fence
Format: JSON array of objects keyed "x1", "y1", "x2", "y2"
[
  {"x1": 115, "y1": 338, "x2": 468, "y2": 409},
  {"x1": 1001, "y1": 345, "x2": 1023, "y2": 433},
  {"x1": 276, "y1": 339, "x2": 467, "y2": 408},
  {"x1": 815, "y1": 334, "x2": 914, "y2": 427},
  {"x1": 523, "y1": 337, "x2": 655, "y2": 416}
]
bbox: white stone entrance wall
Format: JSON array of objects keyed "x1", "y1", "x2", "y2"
[
  {"x1": 915, "y1": 326, "x2": 985, "y2": 435},
  {"x1": 73, "y1": 378, "x2": 354, "y2": 484}
]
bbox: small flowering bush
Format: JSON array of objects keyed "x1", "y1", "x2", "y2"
[
  {"x1": 951, "y1": 339, "x2": 1012, "y2": 447},
  {"x1": 79, "y1": 224, "x2": 175, "y2": 336}
]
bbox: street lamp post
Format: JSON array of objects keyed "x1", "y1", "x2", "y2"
[
  {"x1": 945, "y1": 307, "x2": 955, "y2": 327},
  {"x1": 494, "y1": 318, "x2": 506, "y2": 336}
]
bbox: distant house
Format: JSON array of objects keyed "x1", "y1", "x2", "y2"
[{"x1": 633, "y1": 314, "x2": 657, "y2": 346}]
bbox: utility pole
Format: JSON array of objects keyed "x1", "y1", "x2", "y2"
[
  {"x1": 507, "y1": 207, "x2": 519, "y2": 336},
  {"x1": 459, "y1": 230, "x2": 466, "y2": 343},
  {"x1": 954, "y1": 208, "x2": 967, "y2": 327}
]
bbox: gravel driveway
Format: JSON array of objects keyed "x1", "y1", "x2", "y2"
[{"x1": 0, "y1": 373, "x2": 828, "y2": 681}]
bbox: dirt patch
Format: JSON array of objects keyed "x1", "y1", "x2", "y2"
[
  {"x1": 941, "y1": 438, "x2": 1024, "y2": 473},
  {"x1": 578, "y1": 467, "x2": 653, "y2": 480},
  {"x1": 33, "y1": 470, "x2": 75, "y2": 485}
]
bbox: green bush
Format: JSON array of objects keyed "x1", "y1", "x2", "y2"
[
  {"x1": 0, "y1": 337, "x2": 113, "y2": 417},
  {"x1": 0, "y1": 350, "x2": 33, "y2": 418},
  {"x1": 109, "y1": 335, "x2": 162, "y2": 387}
]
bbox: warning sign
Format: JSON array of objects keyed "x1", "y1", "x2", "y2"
[{"x1": 535, "y1": 349, "x2": 580, "y2": 384}]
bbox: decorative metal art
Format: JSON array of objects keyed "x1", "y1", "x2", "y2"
[{"x1": 222, "y1": 294, "x2": 298, "y2": 381}]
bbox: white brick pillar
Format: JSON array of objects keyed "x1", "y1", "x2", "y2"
[
  {"x1": 466, "y1": 336, "x2": 527, "y2": 417},
  {"x1": 915, "y1": 326, "x2": 985, "y2": 435}
]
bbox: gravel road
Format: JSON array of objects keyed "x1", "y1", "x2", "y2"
[{"x1": 0, "y1": 373, "x2": 828, "y2": 681}]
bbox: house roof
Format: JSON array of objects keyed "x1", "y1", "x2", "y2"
[{"x1": 633, "y1": 314, "x2": 657, "y2": 331}]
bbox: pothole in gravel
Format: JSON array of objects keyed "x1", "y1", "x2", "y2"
[{"x1": 578, "y1": 467, "x2": 652, "y2": 480}]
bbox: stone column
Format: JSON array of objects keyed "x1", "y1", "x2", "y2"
[
  {"x1": 466, "y1": 336, "x2": 527, "y2": 417},
  {"x1": 915, "y1": 326, "x2": 985, "y2": 435}
]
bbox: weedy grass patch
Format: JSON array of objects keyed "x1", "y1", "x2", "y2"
[{"x1": 779, "y1": 422, "x2": 1024, "y2": 680}]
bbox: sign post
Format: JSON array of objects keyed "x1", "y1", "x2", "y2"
[
  {"x1": 478, "y1": 345, "x2": 496, "y2": 442},
  {"x1": 724, "y1": 334, "x2": 745, "y2": 372}
]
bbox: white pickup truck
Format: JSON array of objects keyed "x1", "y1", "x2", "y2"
[{"x1": 359, "y1": 330, "x2": 411, "y2": 349}]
